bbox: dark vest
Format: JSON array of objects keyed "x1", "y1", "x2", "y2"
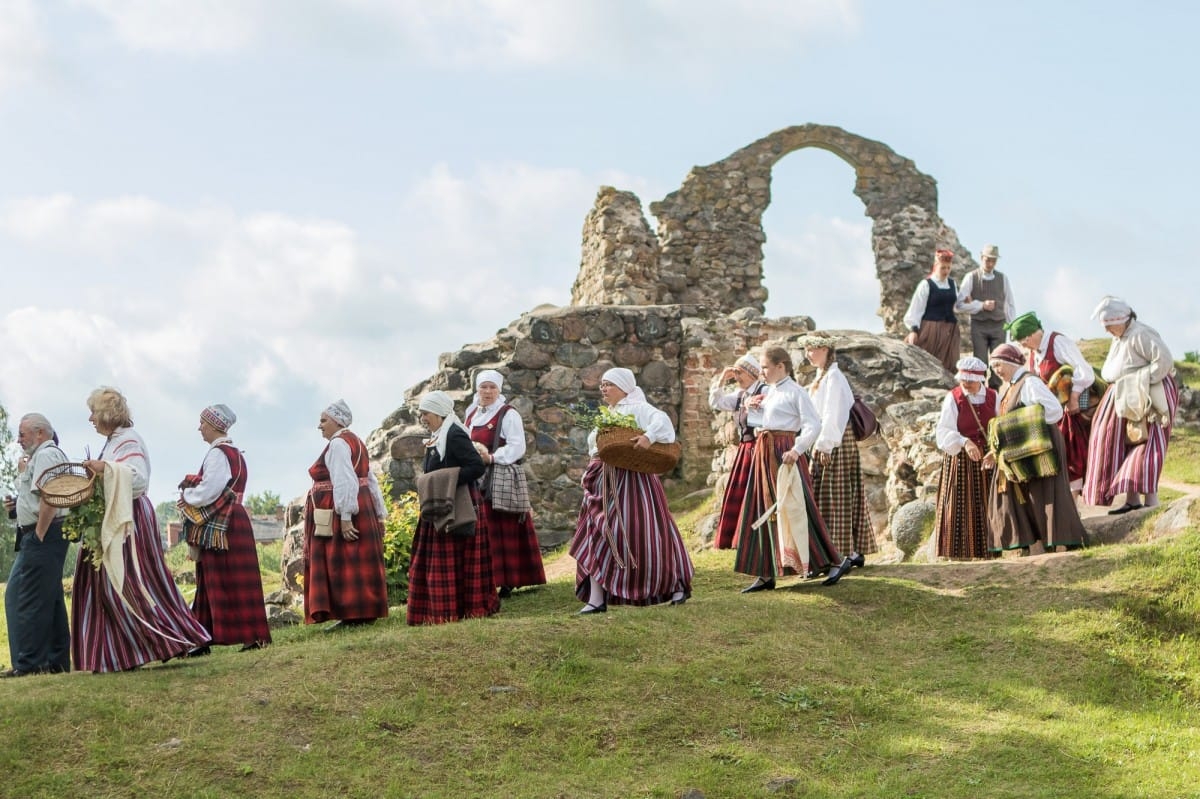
[
  {"x1": 952, "y1": 385, "x2": 997, "y2": 448},
  {"x1": 970, "y1": 269, "x2": 1006, "y2": 323},
  {"x1": 923, "y1": 278, "x2": 958, "y2": 323}
]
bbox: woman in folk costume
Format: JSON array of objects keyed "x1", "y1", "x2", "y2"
[
  {"x1": 178, "y1": 404, "x2": 271, "y2": 653},
  {"x1": 1084, "y1": 296, "x2": 1179, "y2": 514},
  {"x1": 708, "y1": 352, "x2": 769, "y2": 550},
  {"x1": 463, "y1": 370, "x2": 545, "y2": 598},
  {"x1": 802, "y1": 333, "x2": 877, "y2": 569},
  {"x1": 407, "y1": 390, "x2": 500, "y2": 624},
  {"x1": 903, "y1": 248, "x2": 969, "y2": 372},
  {"x1": 1007, "y1": 311, "x2": 1096, "y2": 493},
  {"x1": 985, "y1": 345, "x2": 1088, "y2": 553},
  {"x1": 569, "y1": 368, "x2": 694, "y2": 614},
  {"x1": 76, "y1": 387, "x2": 210, "y2": 672},
  {"x1": 304, "y1": 399, "x2": 389, "y2": 628},
  {"x1": 734, "y1": 347, "x2": 851, "y2": 593},
  {"x1": 933, "y1": 357, "x2": 998, "y2": 560}
]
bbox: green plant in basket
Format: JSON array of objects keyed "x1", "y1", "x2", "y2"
[
  {"x1": 595, "y1": 405, "x2": 640, "y2": 431},
  {"x1": 61, "y1": 491, "x2": 105, "y2": 570}
]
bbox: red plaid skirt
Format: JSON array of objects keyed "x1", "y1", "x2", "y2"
[
  {"x1": 193, "y1": 503, "x2": 272, "y2": 645},
  {"x1": 480, "y1": 502, "x2": 545, "y2": 589},
  {"x1": 407, "y1": 484, "x2": 500, "y2": 625}
]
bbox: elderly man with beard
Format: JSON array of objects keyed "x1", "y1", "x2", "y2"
[{"x1": 2, "y1": 414, "x2": 71, "y2": 677}]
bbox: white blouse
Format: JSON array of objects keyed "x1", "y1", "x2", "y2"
[
  {"x1": 466, "y1": 404, "x2": 527, "y2": 465},
  {"x1": 100, "y1": 427, "x2": 151, "y2": 498},
  {"x1": 1100, "y1": 319, "x2": 1174, "y2": 385},
  {"x1": 1003, "y1": 367, "x2": 1064, "y2": 424},
  {"x1": 935, "y1": 386, "x2": 999, "y2": 456},
  {"x1": 326, "y1": 431, "x2": 386, "y2": 522},
  {"x1": 758, "y1": 377, "x2": 821, "y2": 455},
  {"x1": 808, "y1": 363, "x2": 853, "y2": 455},
  {"x1": 1031, "y1": 332, "x2": 1095, "y2": 394},
  {"x1": 181, "y1": 438, "x2": 234, "y2": 506},
  {"x1": 587, "y1": 399, "x2": 675, "y2": 456}
]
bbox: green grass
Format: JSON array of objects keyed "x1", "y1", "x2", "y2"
[
  {"x1": 4, "y1": 535, "x2": 1200, "y2": 797},
  {"x1": 1162, "y1": 426, "x2": 1200, "y2": 485}
]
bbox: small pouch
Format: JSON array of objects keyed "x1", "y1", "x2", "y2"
[{"x1": 312, "y1": 507, "x2": 335, "y2": 538}]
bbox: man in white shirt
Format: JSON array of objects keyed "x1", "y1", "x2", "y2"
[{"x1": 959, "y1": 244, "x2": 1016, "y2": 387}]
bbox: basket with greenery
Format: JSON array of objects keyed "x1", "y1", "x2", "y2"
[{"x1": 61, "y1": 489, "x2": 105, "y2": 570}]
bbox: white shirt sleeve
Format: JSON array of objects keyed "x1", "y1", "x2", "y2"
[
  {"x1": 367, "y1": 470, "x2": 386, "y2": 520},
  {"x1": 792, "y1": 389, "x2": 822, "y2": 455},
  {"x1": 813, "y1": 370, "x2": 853, "y2": 454},
  {"x1": 955, "y1": 272, "x2": 984, "y2": 315},
  {"x1": 1002, "y1": 276, "x2": 1016, "y2": 323},
  {"x1": 903, "y1": 279, "x2": 931, "y2": 330},
  {"x1": 935, "y1": 393, "x2": 968, "y2": 455},
  {"x1": 1053, "y1": 336, "x2": 1095, "y2": 393},
  {"x1": 1019, "y1": 374, "x2": 1064, "y2": 424},
  {"x1": 636, "y1": 404, "x2": 676, "y2": 444},
  {"x1": 181, "y1": 447, "x2": 232, "y2": 506},
  {"x1": 491, "y1": 408, "x2": 527, "y2": 465},
  {"x1": 709, "y1": 380, "x2": 740, "y2": 412},
  {"x1": 325, "y1": 436, "x2": 360, "y2": 520}
]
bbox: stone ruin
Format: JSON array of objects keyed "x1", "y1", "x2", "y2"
[{"x1": 354, "y1": 124, "x2": 982, "y2": 558}]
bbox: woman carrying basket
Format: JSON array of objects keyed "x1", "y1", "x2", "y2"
[
  {"x1": 177, "y1": 404, "x2": 271, "y2": 654},
  {"x1": 569, "y1": 367, "x2": 693, "y2": 614},
  {"x1": 75, "y1": 387, "x2": 210, "y2": 672}
]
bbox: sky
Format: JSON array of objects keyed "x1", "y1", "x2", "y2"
[{"x1": 1, "y1": 0, "x2": 1197, "y2": 506}]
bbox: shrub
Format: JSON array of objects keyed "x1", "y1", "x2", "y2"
[{"x1": 380, "y1": 476, "x2": 419, "y2": 604}]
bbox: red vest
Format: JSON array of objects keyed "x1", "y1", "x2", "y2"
[
  {"x1": 1030, "y1": 331, "x2": 1063, "y2": 383},
  {"x1": 952, "y1": 385, "x2": 997, "y2": 448}
]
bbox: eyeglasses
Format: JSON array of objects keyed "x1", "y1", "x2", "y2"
[{"x1": 599, "y1": 381, "x2": 615, "y2": 388}]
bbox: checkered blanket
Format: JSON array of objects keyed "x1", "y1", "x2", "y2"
[{"x1": 987, "y1": 403, "x2": 1059, "y2": 487}]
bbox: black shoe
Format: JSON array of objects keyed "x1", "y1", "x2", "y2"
[
  {"x1": 1108, "y1": 502, "x2": 1143, "y2": 515},
  {"x1": 822, "y1": 557, "x2": 853, "y2": 586},
  {"x1": 239, "y1": 642, "x2": 267, "y2": 652},
  {"x1": 0, "y1": 668, "x2": 35, "y2": 678},
  {"x1": 498, "y1": 586, "x2": 513, "y2": 599},
  {"x1": 741, "y1": 578, "x2": 776, "y2": 594},
  {"x1": 577, "y1": 602, "x2": 607, "y2": 615},
  {"x1": 849, "y1": 552, "x2": 866, "y2": 568},
  {"x1": 184, "y1": 645, "x2": 211, "y2": 658}
]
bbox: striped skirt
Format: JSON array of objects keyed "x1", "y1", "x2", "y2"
[
  {"x1": 1083, "y1": 374, "x2": 1179, "y2": 506},
  {"x1": 570, "y1": 458, "x2": 694, "y2": 606},
  {"x1": 733, "y1": 431, "x2": 840, "y2": 579},
  {"x1": 407, "y1": 485, "x2": 500, "y2": 625},
  {"x1": 811, "y1": 423, "x2": 877, "y2": 557},
  {"x1": 714, "y1": 440, "x2": 755, "y2": 550},
  {"x1": 192, "y1": 503, "x2": 272, "y2": 646},
  {"x1": 934, "y1": 451, "x2": 995, "y2": 560},
  {"x1": 480, "y1": 501, "x2": 546, "y2": 590},
  {"x1": 72, "y1": 495, "x2": 211, "y2": 673}
]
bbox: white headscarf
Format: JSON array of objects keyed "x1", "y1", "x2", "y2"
[
  {"x1": 602, "y1": 367, "x2": 646, "y2": 405},
  {"x1": 1092, "y1": 295, "x2": 1132, "y2": 326},
  {"x1": 324, "y1": 399, "x2": 352, "y2": 428},
  {"x1": 464, "y1": 369, "x2": 508, "y2": 427},
  {"x1": 418, "y1": 390, "x2": 467, "y2": 459}
]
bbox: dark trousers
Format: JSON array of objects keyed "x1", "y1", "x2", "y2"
[
  {"x1": 971, "y1": 319, "x2": 1007, "y2": 389},
  {"x1": 5, "y1": 519, "x2": 71, "y2": 673}
]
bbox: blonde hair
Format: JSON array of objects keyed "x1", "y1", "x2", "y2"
[{"x1": 87, "y1": 386, "x2": 133, "y2": 430}]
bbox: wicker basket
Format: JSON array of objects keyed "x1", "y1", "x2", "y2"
[
  {"x1": 595, "y1": 427, "x2": 681, "y2": 475},
  {"x1": 36, "y1": 462, "x2": 97, "y2": 509}
]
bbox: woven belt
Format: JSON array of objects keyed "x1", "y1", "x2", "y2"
[{"x1": 311, "y1": 478, "x2": 371, "y2": 492}]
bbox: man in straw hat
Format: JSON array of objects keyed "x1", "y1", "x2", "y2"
[
  {"x1": 959, "y1": 244, "x2": 1016, "y2": 387},
  {"x1": 2, "y1": 414, "x2": 70, "y2": 677}
]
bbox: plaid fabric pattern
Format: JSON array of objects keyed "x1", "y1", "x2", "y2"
[
  {"x1": 407, "y1": 482, "x2": 501, "y2": 624},
  {"x1": 191, "y1": 446, "x2": 271, "y2": 645},
  {"x1": 934, "y1": 452, "x2": 995, "y2": 560},
  {"x1": 714, "y1": 440, "x2": 755, "y2": 550},
  {"x1": 469, "y1": 413, "x2": 545, "y2": 589},
  {"x1": 733, "y1": 431, "x2": 840, "y2": 579},
  {"x1": 811, "y1": 423, "x2": 877, "y2": 556},
  {"x1": 988, "y1": 404, "x2": 1058, "y2": 485},
  {"x1": 303, "y1": 434, "x2": 389, "y2": 624},
  {"x1": 73, "y1": 494, "x2": 210, "y2": 672},
  {"x1": 1084, "y1": 374, "x2": 1179, "y2": 506},
  {"x1": 569, "y1": 458, "x2": 694, "y2": 606},
  {"x1": 989, "y1": 424, "x2": 1089, "y2": 551}
]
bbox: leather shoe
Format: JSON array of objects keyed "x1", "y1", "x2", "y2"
[
  {"x1": 740, "y1": 578, "x2": 776, "y2": 594},
  {"x1": 822, "y1": 557, "x2": 853, "y2": 586},
  {"x1": 849, "y1": 552, "x2": 866, "y2": 568},
  {"x1": 239, "y1": 642, "x2": 267, "y2": 652},
  {"x1": 498, "y1": 586, "x2": 513, "y2": 599},
  {"x1": 1108, "y1": 502, "x2": 1143, "y2": 515},
  {"x1": 0, "y1": 668, "x2": 34, "y2": 678},
  {"x1": 576, "y1": 602, "x2": 607, "y2": 615},
  {"x1": 184, "y1": 645, "x2": 211, "y2": 658}
]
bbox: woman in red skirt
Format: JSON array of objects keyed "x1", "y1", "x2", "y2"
[
  {"x1": 303, "y1": 399, "x2": 389, "y2": 629},
  {"x1": 708, "y1": 353, "x2": 768, "y2": 550},
  {"x1": 464, "y1": 370, "x2": 545, "y2": 599},
  {"x1": 179, "y1": 403, "x2": 271, "y2": 653}
]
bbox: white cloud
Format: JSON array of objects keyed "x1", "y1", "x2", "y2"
[
  {"x1": 72, "y1": 0, "x2": 264, "y2": 54},
  {"x1": 0, "y1": 0, "x2": 47, "y2": 92}
]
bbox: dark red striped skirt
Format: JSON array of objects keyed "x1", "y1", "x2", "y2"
[
  {"x1": 934, "y1": 451, "x2": 995, "y2": 560},
  {"x1": 714, "y1": 440, "x2": 755, "y2": 550}
]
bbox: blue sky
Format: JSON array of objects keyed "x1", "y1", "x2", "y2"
[{"x1": 1, "y1": 0, "x2": 1197, "y2": 505}]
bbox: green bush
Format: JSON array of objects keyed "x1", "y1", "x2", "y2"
[{"x1": 380, "y1": 476, "x2": 418, "y2": 604}]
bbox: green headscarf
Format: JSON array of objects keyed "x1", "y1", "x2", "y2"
[{"x1": 1005, "y1": 311, "x2": 1042, "y2": 341}]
